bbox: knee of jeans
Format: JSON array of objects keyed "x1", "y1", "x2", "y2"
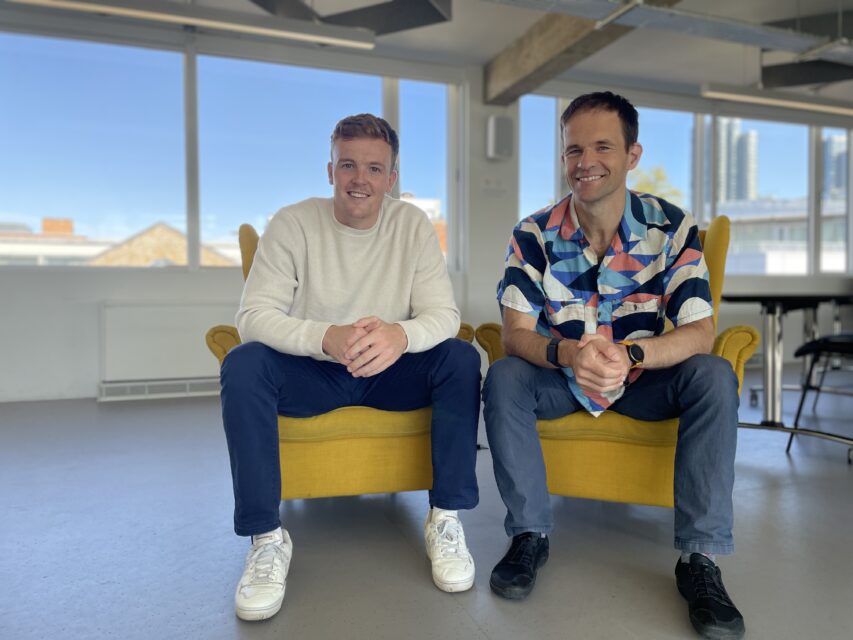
[
  {"x1": 435, "y1": 339, "x2": 482, "y2": 380},
  {"x1": 221, "y1": 341, "x2": 275, "y2": 386},
  {"x1": 684, "y1": 354, "x2": 738, "y2": 395},
  {"x1": 483, "y1": 356, "x2": 535, "y2": 407}
]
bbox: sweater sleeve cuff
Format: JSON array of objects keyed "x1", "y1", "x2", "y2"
[
  {"x1": 310, "y1": 321, "x2": 334, "y2": 360},
  {"x1": 396, "y1": 319, "x2": 426, "y2": 353}
]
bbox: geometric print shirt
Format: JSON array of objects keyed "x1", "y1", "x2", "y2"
[{"x1": 497, "y1": 191, "x2": 713, "y2": 417}]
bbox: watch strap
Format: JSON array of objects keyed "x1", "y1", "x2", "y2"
[{"x1": 546, "y1": 337, "x2": 562, "y2": 367}]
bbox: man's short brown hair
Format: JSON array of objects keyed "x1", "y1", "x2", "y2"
[
  {"x1": 560, "y1": 91, "x2": 639, "y2": 151},
  {"x1": 331, "y1": 114, "x2": 399, "y2": 169}
]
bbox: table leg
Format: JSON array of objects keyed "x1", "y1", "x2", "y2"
[
  {"x1": 832, "y1": 301, "x2": 842, "y2": 370},
  {"x1": 763, "y1": 304, "x2": 784, "y2": 427},
  {"x1": 802, "y1": 307, "x2": 819, "y2": 386}
]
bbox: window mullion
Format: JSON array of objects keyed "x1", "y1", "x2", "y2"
[
  {"x1": 184, "y1": 38, "x2": 200, "y2": 270},
  {"x1": 808, "y1": 126, "x2": 821, "y2": 275},
  {"x1": 382, "y1": 77, "x2": 400, "y2": 200}
]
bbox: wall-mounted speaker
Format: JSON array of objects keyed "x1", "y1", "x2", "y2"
[{"x1": 486, "y1": 115, "x2": 513, "y2": 161}]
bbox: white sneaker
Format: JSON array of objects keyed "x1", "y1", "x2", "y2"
[
  {"x1": 424, "y1": 509, "x2": 475, "y2": 593},
  {"x1": 235, "y1": 528, "x2": 293, "y2": 621}
]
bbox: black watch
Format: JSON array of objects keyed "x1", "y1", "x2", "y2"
[
  {"x1": 624, "y1": 341, "x2": 645, "y2": 369},
  {"x1": 546, "y1": 337, "x2": 562, "y2": 367}
]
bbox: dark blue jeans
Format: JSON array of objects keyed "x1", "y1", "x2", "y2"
[
  {"x1": 483, "y1": 354, "x2": 739, "y2": 555},
  {"x1": 221, "y1": 339, "x2": 481, "y2": 536}
]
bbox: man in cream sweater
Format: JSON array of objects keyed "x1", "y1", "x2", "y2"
[{"x1": 220, "y1": 114, "x2": 480, "y2": 621}]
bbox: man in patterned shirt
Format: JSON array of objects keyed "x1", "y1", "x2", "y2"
[{"x1": 483, "y1": 92, "x2": 744, "y2": 639}]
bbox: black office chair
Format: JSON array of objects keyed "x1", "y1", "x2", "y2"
[{"x1": 788, "y1": 333, "x2": 853, "y2": 453}]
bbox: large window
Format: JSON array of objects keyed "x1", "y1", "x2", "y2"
[
  {"x1": 0, "y1": 33, "x2": 454, "y2": 269},
  {"x1": 519, "y1": 95, "x2": 558, "y2": 220},
  {"x1": 399, "y1": 79, "x2": 449, "y2": 256},
  {"x1": 0, "y1": 33, "x2": 184, "y2": 267},
  {"x1": 197, "y1": 57, "x2": 381, "y2": 266},
  {"x1": 717, "y1": 118, "x2": 809, "y2": 275},
  {"x1": 630, "y1": 107, "x2": 692, "y2": 211},
  {"x1": 821, "y1": 128, "x2": 847, "y2": 273}
]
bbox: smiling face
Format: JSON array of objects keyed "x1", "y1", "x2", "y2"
[
  {"x1": 561, "y1": 108, "x2": 642, "y2": 215},
  {"x1": 327, "y1": 137, "x2": 398, "y2": 230}
]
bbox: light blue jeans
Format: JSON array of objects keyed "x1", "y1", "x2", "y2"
[{"x1": 483, "y1": 354, "x2": 738, "y2": 555}]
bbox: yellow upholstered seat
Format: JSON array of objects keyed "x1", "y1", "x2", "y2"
[
  {"x1": 207, "y1": 224, "x2": 473, "y2": 500},
  {"x1": 475, "y1": 215, "x2": 760, "y2": 508}
]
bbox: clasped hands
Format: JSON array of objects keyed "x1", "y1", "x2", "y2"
[
  {"x1": 322, "y1": 316, "x2": 408, "y2": 378},
  {"x1": 571, "y1": 333, "x2": 632, "y2": 395}
]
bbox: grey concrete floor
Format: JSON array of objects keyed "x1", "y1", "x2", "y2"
[{"x1": 1, "y1": 366, "x2": 852, "y2": 640}]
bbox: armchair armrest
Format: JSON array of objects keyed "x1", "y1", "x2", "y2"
[
  {"x1": 206, "y1": 325, "x2": 242, "y2": 365},
  {"x1": 475, "y1": 322, "x2": 505, "y2": 366},
  {"x1": 713, "y1": 325, "x2": 761, "y2": 395},
  {"x1": 457, "y1": 322, "x2": 475, "y2": 344}
]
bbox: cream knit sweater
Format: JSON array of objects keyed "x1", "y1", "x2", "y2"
[{"x1": 236, "y1": 196, "x2": 460, "y2": 360}]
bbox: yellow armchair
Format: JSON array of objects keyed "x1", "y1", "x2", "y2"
[
  {"x1": 207, "y1": 224, "x2": 474, "y2": 500},
  {"x1": 475, "y1": 215, "x2": 759, "y2": 508}
]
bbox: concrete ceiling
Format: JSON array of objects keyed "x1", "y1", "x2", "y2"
[{"x1": 154, "y1": 0, "x2": 853, "y2": 101}]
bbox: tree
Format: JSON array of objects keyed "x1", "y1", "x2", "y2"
[{"x1": 629, "y1": 165, "x2": 684, "y2": 204}]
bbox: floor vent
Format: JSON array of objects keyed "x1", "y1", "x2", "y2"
[{"x1": 98, "y1": 377, "x2": 220, "y2": 402}]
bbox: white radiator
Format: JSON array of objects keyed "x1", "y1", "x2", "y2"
[{"x1": 99, "y1": 301, "x2": 237, "y2": 401}]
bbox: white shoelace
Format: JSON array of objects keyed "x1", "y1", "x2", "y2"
[
  {"x1": 245, "y1": 542, "x2": 284, "y2": 585},
  {"x1": 431, "y1": 517, "x2": 467, "y2": 559}
]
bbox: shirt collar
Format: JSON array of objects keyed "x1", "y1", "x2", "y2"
[{"x1": 566, "y1": 190, "x2": 647, "y2": 249}]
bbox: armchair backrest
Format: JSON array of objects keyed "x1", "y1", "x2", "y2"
[
  {"x1": 238, "y1": 224, "x2": 260, "y2": 281},
  {"x1": 700, "y1": 214, "x2": 729, "y2": 329}
]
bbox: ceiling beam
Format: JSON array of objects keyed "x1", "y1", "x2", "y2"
[
  {"x1": 483, "y1": 0, "x2": 679, "y2": 106},
  {"x1": 249, "y1": 0, "x2": 451, "y2": 37},
  {"x1": 767, "y1": 10, "x2": 853, "y2": 40},
  {"x1": 323, "y1": 0, "x2": 451, "y2": 36},
  {"x1": 762, "y1": 60, "x2": 853, "y2": 89},
  {"x1": 248, "y1": 0, "x2": 318, "y2": 22}
]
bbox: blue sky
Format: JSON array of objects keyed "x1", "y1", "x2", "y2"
[
  {"x1": 0, "y1": 31, "x2": 446, "y2": 243},
  {"x1": 0, "y1": 31, "x2": 837, "y2": 243}
]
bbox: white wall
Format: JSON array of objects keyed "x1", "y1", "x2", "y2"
[
  {"x1": 459, "y1": 69, "x2": 520, "y2": 329},
  {"x1": 0, "y1": 268, "x2": 244, "y2": 401}
]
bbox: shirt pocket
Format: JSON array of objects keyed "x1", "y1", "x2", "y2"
[
  {"x1": 611, "y1": 297, "x2": 660, "y2": 318},
  {"x1": 544, "y1": 297, "x2": 588, "y2": 336},
  {"x1": 612, "y1": 297, "x2": 661, "y2": 338}
]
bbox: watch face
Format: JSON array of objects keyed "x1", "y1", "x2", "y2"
[{"x1": 628, "y1": 343, "x2": 644, "y2": 364}]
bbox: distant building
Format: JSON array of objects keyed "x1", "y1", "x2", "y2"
[
  {"x1": 713, "y1": 117, "x2": 759, "y2": 203},
  {"x1": 400, "y1": 193, "x2": 447, "y2": 255},
  {"x1": 0, "y1": 218, "x2": 238, "y2": 267},
  {"x1": 88, "y1": 222, "x2": 234, "y2": 267},
  {"x1": 0, "y1": 218, "x2": 110, "y2": 266},
  {"x1": 823, "y1": 134, "x2": 847, "y2": 199},
  {"x1": 736, "y1": 130, "x2": 758, "y2": 201}
]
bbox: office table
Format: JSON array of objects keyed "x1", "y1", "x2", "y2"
[{"x1": 721, "y1": 293, "x2": 853, "y2": 454}]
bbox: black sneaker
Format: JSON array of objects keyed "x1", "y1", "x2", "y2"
[
  {"x1": 489, "y1": 532, "x2": 549, "y2": 600},
  {"x1": 676, "y1": 554, "x2": 745, "y2": 639}
]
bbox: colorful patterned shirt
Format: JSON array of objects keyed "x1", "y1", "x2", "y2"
[{"x1": 498, "y1": 191, "x2": 713, "y2": 416}]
